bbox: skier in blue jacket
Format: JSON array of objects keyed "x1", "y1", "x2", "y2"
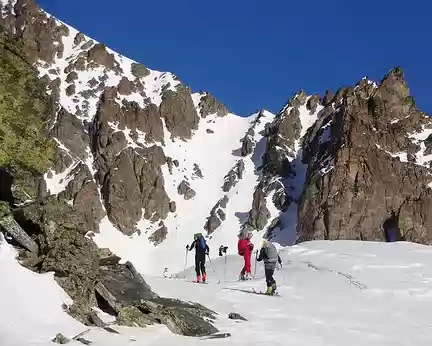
[{"x1": 187, "y1": 233, "x2": 210, "y2": 282}]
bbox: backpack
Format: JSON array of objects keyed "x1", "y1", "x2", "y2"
[
  {"x1": 198, "y1": 235, "x2": 206, "y2": 249},
  {"x1": 238, "y1": 239, "x2": 247, "y2": 256},
  {"x1": 265, "y1": 242, "x2": 279, "y2": 263}
]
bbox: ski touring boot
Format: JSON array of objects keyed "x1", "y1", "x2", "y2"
[
  {"x1": 196, "y1": 275, "x2": 202, "y2": 283},
  {"x1": 265, "y1": 283, "x2": 277, "y2": 296},
  {"x1": 202, "y1": 273, "x2": 207, "y2": 283},
  {"x1": 239, "y1": 270, "x2": 246, "y2": 281}
]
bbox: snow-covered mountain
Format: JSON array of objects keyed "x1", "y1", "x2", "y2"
[
  {"x1": 2, "y1": 0, "x2": 432, "y2": 345},
  {"x1": 2, "y1": 0, "x2": 432, "y2": 279}
]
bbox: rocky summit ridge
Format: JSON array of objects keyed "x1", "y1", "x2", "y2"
[{"x1": 1, "y1": 0, "x2": 432, "y2": 309}]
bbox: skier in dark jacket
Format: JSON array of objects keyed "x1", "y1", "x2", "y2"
[
  {"x1": 257, "y1": 239, "x2": 282, "y2": 295},
  {"x1": 187, "y1": 233, "x2": 210, "y2": 283}
]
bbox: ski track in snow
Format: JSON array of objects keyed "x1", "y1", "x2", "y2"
[{"x1": 3, "y1": 235, "x2": 432, "y2": 346}]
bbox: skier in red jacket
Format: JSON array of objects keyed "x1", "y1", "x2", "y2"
[{"x1": 238, "y1": 230, "x2": 254, "y2": 280}]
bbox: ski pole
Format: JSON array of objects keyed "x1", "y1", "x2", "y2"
[
  {"x1": 207, "y1": 253, "x2": 220, "y2": 284},
  {"x1": 184, "y1": 246, "x2": 189, "y2": 272},
  {"x1": 207, "y1": 253, "x2": 216, "y2": 273},
  {"x1": 253, "y1": 249, "x2": 258, "y2": 279},
  {"x1": 224, "y1": 252, "x2": 227, "y2": 283}
]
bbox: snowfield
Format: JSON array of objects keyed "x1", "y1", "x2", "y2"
[
  {"x1": 93, "y1": 110, "x2": 276, "y2": 276},
  {"x1": 2, "y1": 233, "x2": 432, "y2": 345}
]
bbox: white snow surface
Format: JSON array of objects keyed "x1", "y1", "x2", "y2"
[
  {"x1": 3, "y1": 234, "x2": 432, "y2": 345},
  {"x1": 94, "y1": 110, "x2": 276, "y2": 275}
]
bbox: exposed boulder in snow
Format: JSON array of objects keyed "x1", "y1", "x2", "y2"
[
  {"x1": 95, "y1": 260, "x2": 218, "y2": 336},
  {"x1": 228, "y1": 312, "x2": 247, "y2": 321},
  {"x1": 204, "y1": 196, "x2": 229, "y2": 234},
  {"x1": 193, "y1": 163, "x2": 204, "y2": 179},
  {"x1": 149, "y1": 222, "x2": 168, "y2": 245},
  {"x1": 131, "y1": 62, "x2": 150, "y2": 79},
  {"x1": 222, "y1": 160, "x2": 245, "y2": 192},
  {"x1": 66, "y1": 71, "x2": 79, "y2": 83},
  {"x1": 117, "y1": 76, "x2": 133, "y2": 95},
  {"x1": 177, "y1": 180, "x2": 196, "y2": 200},
  {"x1": 241, "y1": 134, "x2": 254, "y2": 156},
  {"x1": 52, "y1": 333, "x2": 70, "y2": 344},
  {"x1": 87, "y1": 43, "x2": 122, "y2": 73},
  {"x1": 117, "y1": 298, "x2": 218, "y2": 336},
  {"x1": 204, "y1": 215, "x2": 222, "y2": 234}
]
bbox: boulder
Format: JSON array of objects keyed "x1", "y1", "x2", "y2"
[
  {"x1": 222, "y1": 160, "x2": 245, "y2": 192},
  {"x1": 131, "y1": 62, "x2": 150, "y2": 79},
  {"x1": 241, "y1": 135, "x2": 254, "y2": 156},
  {"x1": 177, "y1": 180, "x2": 196, "y2": 200},
  {"x1": 13, "y1": 197, "x2": 100, "y2": 323},
  {"x1": 228, "y1": 312, "x2": 247, "y2": 321}
]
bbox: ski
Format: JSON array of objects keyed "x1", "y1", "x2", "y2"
[
  {"x1": 223, "y1": 287, "x2": 280, "y2": 297},
  {"x1": 201, "y1": 332, "x2": 231, "y2": 340},
  {"x1": 187, "y1": 280, "x2": 208, "y2": 284}
]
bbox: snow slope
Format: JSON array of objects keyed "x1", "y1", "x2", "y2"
[
  {"x1": 0, "y1": 234, "x2": 83, "y2": 346},
  {"x1": 3, "y1": 233, "x2": 432, "y2": 346},
  {"x1": 94, "y1": 110, "x2": 275, "y2": 275}
]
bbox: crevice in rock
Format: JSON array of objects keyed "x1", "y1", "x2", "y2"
[{"x1": 95, "y1": 289, "x2": 117, "y2": 317}]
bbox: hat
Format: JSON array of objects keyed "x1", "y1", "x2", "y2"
[{"x1": 262, "y1": 239, "x2": 269, "y2": 247}]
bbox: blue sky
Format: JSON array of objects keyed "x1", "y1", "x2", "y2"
[{"x1": 39, "y1": 0, "x2": 431, "y2": 116}]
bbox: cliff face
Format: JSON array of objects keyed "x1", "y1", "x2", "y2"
[
  {"x1": 296, "y1": 70, "x2": 432, "y2": 244},
  {"x1": 259, "y1": 71, "x2": 432, "y2": 246}
]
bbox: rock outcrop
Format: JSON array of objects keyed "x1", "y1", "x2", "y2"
[
  {"x1": 296, "y1": 69, "x2": 432, "y2": 244},
  {"x1": 2, "y1": 196, "x2": 219, "y2": 336},
  {"x1": 222, "y1": 160, "x2": 245, "y2": 192},
  {"x1": 160, "y1": 85, "x2": 200, "y2": 139},
  {"x1": 198, "y1": 92, "x2": 229, "y2": 118},
  {"x1": 204, "y1": 195, "x2": 229, "y2": 234}
]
